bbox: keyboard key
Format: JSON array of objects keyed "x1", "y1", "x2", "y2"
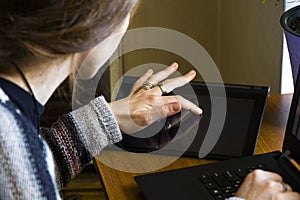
[
  {"x1": 233, "y1": 180, "x2": 243, "y2": 188},
  {"x1": 210, "y1": 188, "x2": 223, "y2": 196},
  {"x1": 199, "y1": 174, "x2": 213, "y2": 183},
  {"x1": 212, "y1": 172, "x2": 231, "y2": 187},
  {"x1": 205, "y1": 182, "x2": 218, "y2": 189},
  {"x1": 246, "y1": 167, "x2": 254, "y2": 172},
  {"x1": 223, "y1": 170, "x2": 239, "y2": 181},
  {"x1": 235, "y1": 168, "x2": 248, "y2": 178},
  {"x1": 222, "y1": 186, "x2": 235, "y2": 194},
  {"x1": 246, "y1": 166, "x2": 259, "y2": 173},
  {"x1": 199, "y1": 166, "x2": 265, "y2": 199},
  {"x1": 214, "y1": 194, "x2": 225, "y2": 200},
  {"x1": 256, "y1": 164, "x2": 265, "y2": 170}
]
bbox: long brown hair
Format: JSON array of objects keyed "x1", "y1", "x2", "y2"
[{"x1": 0, "y1": 0, "x2": 139, "y2": 66}]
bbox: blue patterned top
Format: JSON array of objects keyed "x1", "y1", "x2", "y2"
[{"x1": 0, "y1": 79, "x2": 122, "y2": 199}]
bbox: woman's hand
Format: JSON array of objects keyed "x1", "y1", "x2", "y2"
[
  {"x1": 109, "y1": 62, "x2": 202, "y2": 134},
  {"x1": 235, "y1": 169, "x2": 300, "y2": 200}
]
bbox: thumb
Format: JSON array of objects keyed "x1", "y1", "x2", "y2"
[
  {"x1": 132, "y1": 103, "x2": 181, "y2": 128},
  {"x1": 149, "y1": 102, "x2": 182, "y2": 123}
]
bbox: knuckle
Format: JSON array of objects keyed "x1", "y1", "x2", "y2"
[
  {"x1": 248, "y1": 169, "x2": 263, "y2": 181},
  {"x1": 134, "y1": 112, "x2": 152, "y2": 126},
  {"x1": 161, "y1": 106, "x2": 169, "y2": 116},
  {"x1": 163, "y1": 79, "x2": 171, "y2": 85},
  {"x1": 148, "y1": 95, "x2": 159, "y2": 102},
  {"x1": 252, "y1": 169, "x2": 263, "y2": 176},
  {"x1": 175, "y1": 95, "x2": 183, "y2": 101},
  {"x1": 265, "y1": 180, "x2": 276, "y2": 188},
  {"x1": 147, "y1": 77, "x2": 156, "y2": 83}
]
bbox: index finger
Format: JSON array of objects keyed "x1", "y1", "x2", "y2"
[{"x1": 176, "y1": 95, "x2": 202, "y2": 115}]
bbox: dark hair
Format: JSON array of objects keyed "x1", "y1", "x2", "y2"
[{"x1": 0, "y1": 0, "x2": 138, "y2": 66}]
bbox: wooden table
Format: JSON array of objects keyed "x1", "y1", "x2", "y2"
[{"x1": 94, "y1": 94, "x2": 293, "y2": 200}]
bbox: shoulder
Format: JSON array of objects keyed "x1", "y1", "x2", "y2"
[
  {"x1": 0, "y1": 87, "x2": 9, "y2": 103},
  {"x1": 0, "y1": 88, "x2": 14, "y2": 120},
  {"x1": 0, "y1": 87, "x2": 23, "y2": 132}
]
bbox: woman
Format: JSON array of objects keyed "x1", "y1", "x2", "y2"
[
  {"x1": 0, "y1": 1, "x2": 201, "y2": 199},
  {"x1": 0, "y1": 1, "x2": 298, "y2": 200}
]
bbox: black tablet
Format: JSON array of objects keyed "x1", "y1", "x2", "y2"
[{"x1": 113, "y1": 76, "x2": 269, "y2": 160}]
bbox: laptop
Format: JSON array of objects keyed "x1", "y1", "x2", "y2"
[
  {"x1": 133, "y1": 73, "x2": 300, "y2": 200},
  {"x1": 113, "y1": 76, "x2": 269, "y2": 160}
]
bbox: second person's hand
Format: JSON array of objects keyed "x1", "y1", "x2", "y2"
[{"x1": 235, "y1": 169, "x2": 300, "y2": 200}]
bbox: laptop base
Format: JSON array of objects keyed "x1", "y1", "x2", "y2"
[{"x1": 134, "y1": 151, "x2": 300, "y2": 200}]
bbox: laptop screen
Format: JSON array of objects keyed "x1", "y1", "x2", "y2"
[{"x1": 283, "y1": 71, "x2": 300, "y2": 164}]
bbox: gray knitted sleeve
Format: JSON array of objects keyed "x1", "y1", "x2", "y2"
[{"x1": 70, "y1": 95, "x2": 122, "y2": 156}]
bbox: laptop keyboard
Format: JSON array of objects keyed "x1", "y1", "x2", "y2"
[{"x1": 199, "y1": 164, "x2": 264, "y2": 200}]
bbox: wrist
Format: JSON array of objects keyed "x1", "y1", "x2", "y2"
[{"x1": 109, "y1": 99, "x2": 129, "y2": 133}]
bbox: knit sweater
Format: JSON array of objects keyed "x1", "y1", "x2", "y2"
[{"x1": 0, "y1": 87, "x2": 122, "y2": 199}]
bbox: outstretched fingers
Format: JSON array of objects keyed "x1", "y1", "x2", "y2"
[{"x1": 151, "y1": 70, "x2": 197, "y2": 95}]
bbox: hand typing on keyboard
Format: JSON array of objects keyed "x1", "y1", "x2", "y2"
[{"x1": 234, "y1": 170, "x2": 300, "y2": 200}]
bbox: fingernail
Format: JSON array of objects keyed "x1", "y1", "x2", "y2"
[
  {"x1": 197, "y1": 108, "x2": 203, "y2": 115},
  {"x1": 147, "y1": 69, "x2": 153, "y2": 74},
  {"x1": 192, "y1": 107, "x2": 203, "y2": 115},
  {"x1": 189, "y1": 70, "x2": 196, "y2": 76},
  {"x1": 172, "y1": 103, "x2": 181, "y2": 112},
  {"x1": 171, "y1": 62, "x2": 178, "y2": 69}
]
